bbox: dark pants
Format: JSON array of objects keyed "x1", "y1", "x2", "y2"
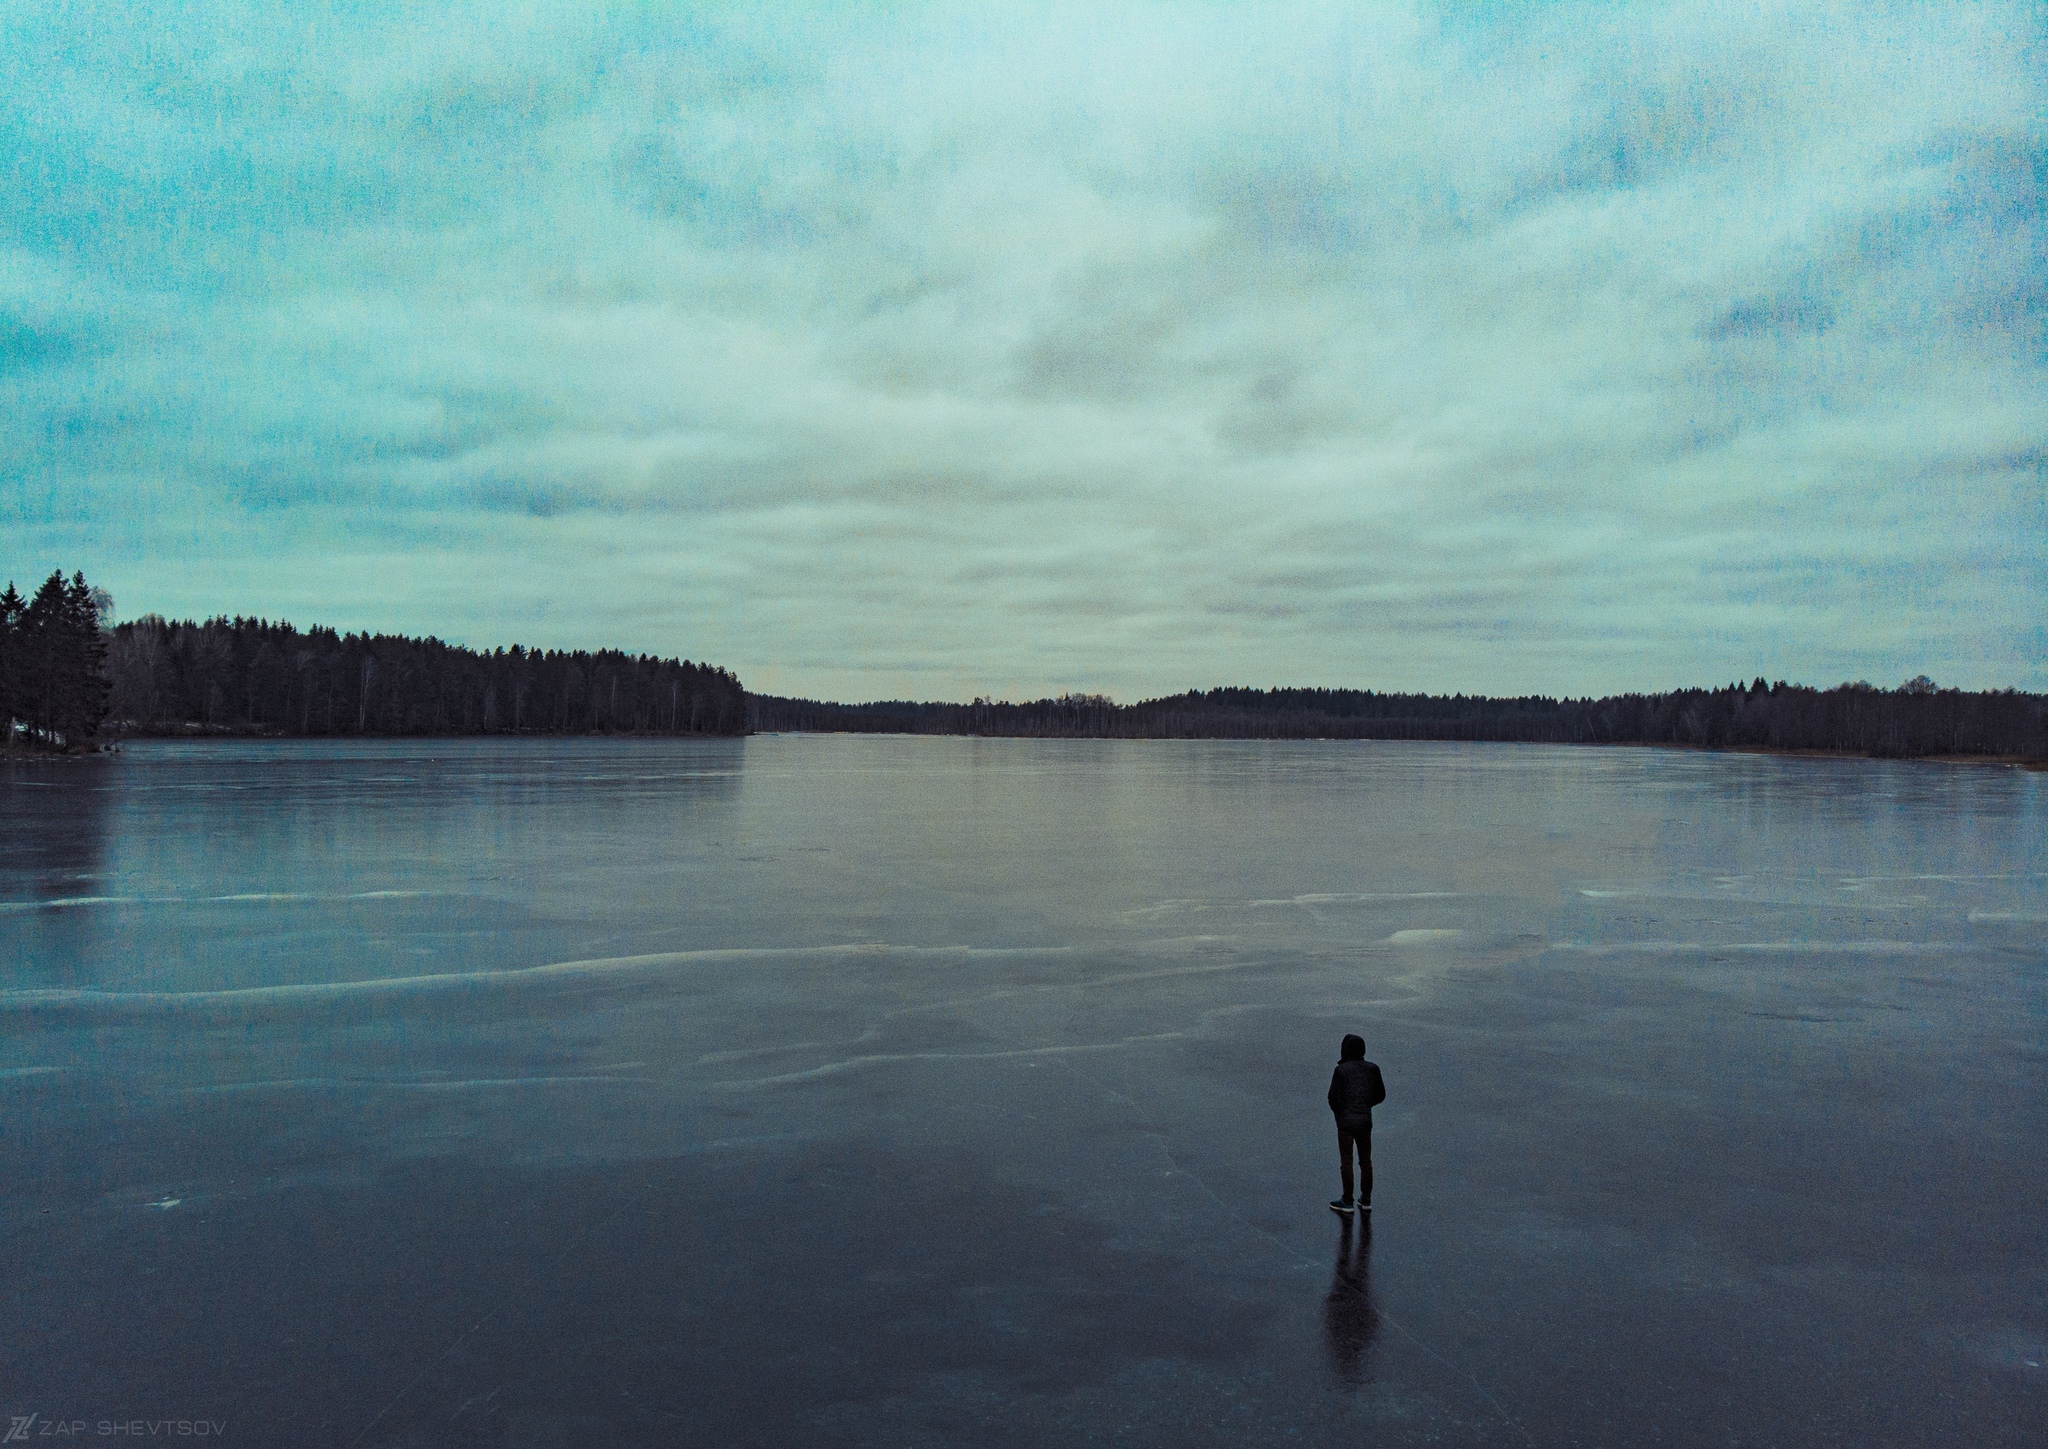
[{"x1": 1337, "y1": 1121, "x2": 1372, "y2": 1205}]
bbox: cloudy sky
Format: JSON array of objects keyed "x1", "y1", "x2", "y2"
[{"x1": 3, "y1": 2, "x2": 2042, "y2": 700}]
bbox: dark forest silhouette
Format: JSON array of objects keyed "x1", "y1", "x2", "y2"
[
  {"x1": 2, "y1": 567, "x2": 746, "y2": 747},
  {"x1": 105, "y1": 616, "x2": 747, "y2": 738},
  {"x1": 0, "y1": 571, "x2": 111, "y2": 752},
  {"x1": 751, "y1": 680, "x2": 2047, "y2": 760},
  {"x1": 6, "y1": 565, "x2": 2040, "y2": 760}
]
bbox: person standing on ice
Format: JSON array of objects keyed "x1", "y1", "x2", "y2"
[{"x1": 1327, "y1": 1033, "x2": 1386, "y2": 1215}]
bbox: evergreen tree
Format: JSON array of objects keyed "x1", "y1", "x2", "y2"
[
  {"x1": 21, "y1": 572, "x2": 67, "y2": 743},
  {"x1": 0, "y1": 580, "x2": 21, "y2": 737},
  {"x1": 62, "y1": 572, "x2": 110, "y2": 745},
  {"x1": 0, "y1": 570, "x2": 112, "y2": 750}
]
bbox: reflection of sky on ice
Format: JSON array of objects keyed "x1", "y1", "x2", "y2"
[{"x1": 3, "y1": 737, "x2": 2044, "y2": 1444}]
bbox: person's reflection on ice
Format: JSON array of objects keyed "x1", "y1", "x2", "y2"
[{"x1": 1322, "y1": 1211, "x2": 1380, "y2": 1388}]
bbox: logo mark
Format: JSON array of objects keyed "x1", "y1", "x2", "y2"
[{"x1": 4, "y1": 1416, "x2": 35, "y2": 1444}]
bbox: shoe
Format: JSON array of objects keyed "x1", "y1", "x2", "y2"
[
  {"x1": 1358, "y1": 1202, "x2": 1372, "y2": 1212},
  {"x1": 1328, "y1": 1199, "x2": 1355, "y2": 1215}
]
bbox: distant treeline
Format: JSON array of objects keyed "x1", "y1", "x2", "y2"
[
  {"x1": 106, "y1": 616, "x2": 747, "y2": 738},
  {"x1": 0, "y1": 571, "x2": 112, "y2": 752},
  {"x1": 7, "y1": 561, "x2": 2040, "y2": 761},
  {"x1": 750, "y1": 680, "x2": 2047, "y2": 760}
]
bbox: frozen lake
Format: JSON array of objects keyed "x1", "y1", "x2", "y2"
[{"x1": 4, "y1": 736, "x2": 2044, "y2": 1446}]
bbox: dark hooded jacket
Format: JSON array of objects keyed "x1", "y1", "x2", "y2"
[{"x1": 1328, "y1": 1053, "x2": 1386, "y2": 1130}]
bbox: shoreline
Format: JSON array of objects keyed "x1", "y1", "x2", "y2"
[
  {"x1": 1599, "y1": 740, "x2": 2048, "y2": 769},
  {"x1": 56, "y1": 732, "x2": 2046, "y2": 771}
]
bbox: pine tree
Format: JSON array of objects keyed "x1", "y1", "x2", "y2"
[
  {"x1": 20, "y1": 573, "x2": 68, "y2": 742},
  {"x1": 0, "y1": 580, "x2": 20, "y2": 739},
  {"x1": 6, "y1": 571, "x2": 111, "y2": 750},
  {"x1": 62, "y1": 572, "x2": 110, "y2": 745}
]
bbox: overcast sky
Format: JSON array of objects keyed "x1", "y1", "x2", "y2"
[{"x1": 3, "y1": 2, "x2": 2042, "y2": 700}]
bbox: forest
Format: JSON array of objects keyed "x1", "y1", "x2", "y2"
[
  {"x1": 750, "y1": 680, "x2": 2048, "y2": 760},
  {"x1": 7, "y1": 563, "x2": 2040, "y2": 761},
  {"x1": 1, "y1": 567, "x2": 747, "y2": 748},
  {"x1": 106, "y1": 616, "x2": 748, "y2": 738},
  {"x1": 0, "y1": 571, "x2": 111, "y2": 752}
]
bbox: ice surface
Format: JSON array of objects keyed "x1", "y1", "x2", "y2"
[{"x1": 2, "y1": 736, "x2": 2043, "y2": 1446}]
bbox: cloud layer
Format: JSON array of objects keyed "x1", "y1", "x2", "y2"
[{"x1": 3, "y1": 2, "x2": 2042, "y2": 697}]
